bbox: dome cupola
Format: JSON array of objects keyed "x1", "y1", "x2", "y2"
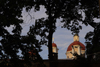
[
  {"x1": 52, "y1": 43, "x2": 57, "y2": 47},
  {"x1": 66, "y1": 34, "x2": 85, "y2": 59},
  {"x1": 52, "y1": 43, "x2": 58, "y2": 53},
  {"x1": 67, "y1": 41, "x2": 85, "y2": 51}
]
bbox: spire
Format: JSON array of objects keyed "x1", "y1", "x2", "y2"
[{"x1": 52, "y1": 38, "x2": 54, "y2": 43}]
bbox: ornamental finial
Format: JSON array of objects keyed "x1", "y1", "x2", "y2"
[{"x1": 52, "y1": 38, "x2": 54, "y2": 43}]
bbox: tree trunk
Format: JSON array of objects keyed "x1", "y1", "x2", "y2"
[{"x1": 48, "y1": 0, "x2": 53, "y2": 67}]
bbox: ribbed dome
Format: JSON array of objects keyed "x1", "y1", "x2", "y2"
[
  {"x1": 52, "y1": 43, "x2": 57, "y2": 47},
  {"x1": 67, "y1": 41, "x2": 85, "y2": 51}
]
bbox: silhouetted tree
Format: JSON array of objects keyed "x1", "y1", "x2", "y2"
[
  {"x1": 0, "y1": 0, "x2": 46, "y2": 67},
  {"x1": 29, "y1": 1, "x2": 85, "y2": 67},
  {"x1": 83, "y1": 0, "x2": 100, "y2": 61},
  {"x1": 1, "y1": 0, "x2": 100, "y2": 67}
]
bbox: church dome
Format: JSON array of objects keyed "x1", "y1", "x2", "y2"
[
  {"x1": 67, "y1": 41, "x2": 85, "y2": 51},
  {"x1": 52, "y1": 43, "x2": 57, "y2": 47}
]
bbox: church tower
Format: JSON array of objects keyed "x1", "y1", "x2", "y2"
[
  {"x1": 52, "y1": 43, "x2": 58, "y2": 53},
  {"x1": 52, "y1": 38, "x2": 58, "y2": 60},
  {"x1": 66, "y1": 34, "x2": 85, "y2": 59}
]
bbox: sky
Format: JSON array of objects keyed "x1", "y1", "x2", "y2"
[{"x1": 5, "y1": 6, "x2": 94, "y2": 59}]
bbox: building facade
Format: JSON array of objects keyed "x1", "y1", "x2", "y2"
[{"x1": 66, "y1": 34, "x2": 85, "y2": 59}]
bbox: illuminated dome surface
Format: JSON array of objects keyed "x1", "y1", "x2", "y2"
[
  {"x1": 67, "y1": 41, "x2": 85, "y2": 51},
  {"x1": 52, "y1": 43, "x2": 57, "y2": 47}
]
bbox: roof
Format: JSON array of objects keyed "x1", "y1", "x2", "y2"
[
  {"x1": 52, "y1": 43, "x2": 57, "y2": 47},
  {"x1": 67, "y1": 41, "x2": 85, "y2": 51}
]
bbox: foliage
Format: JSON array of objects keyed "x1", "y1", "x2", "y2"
[
  {"x1": 0, "y1": 0, "x2": 47, "y2": 66},
  {"x1": 0, "y1": 0, "x2": 100, "y2": 67},
  {"x1": 83, "y1": 0, "x2": 100, "y2": 61}
]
